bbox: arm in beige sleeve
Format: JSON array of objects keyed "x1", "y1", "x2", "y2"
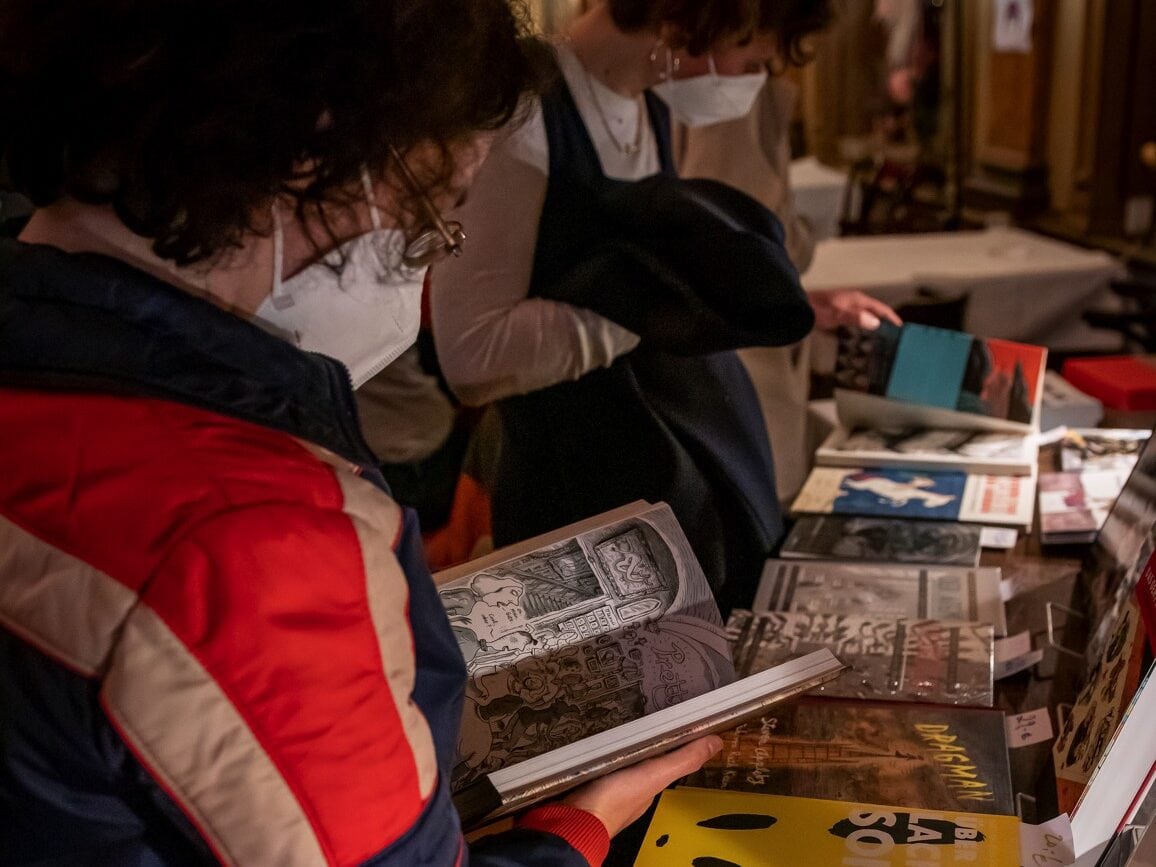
[{"x1": 430, "y1": 126, "x2": 640, "y2": 408}]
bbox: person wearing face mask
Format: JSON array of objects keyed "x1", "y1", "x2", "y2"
[
  {"x1": 431, "y1": 0, "x2": 816, "y2": 610},
  {"x1": 675, "y1": 0, "x2": 903, "y2": 502},
  {"x1": 0, "y1": 2, "x2": 723, "y2": 864}
]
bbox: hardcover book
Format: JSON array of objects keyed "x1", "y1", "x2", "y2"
[
  {"x1": 432, "y1": 502, "x2": 846, "y2": 827},
  {"x1": 779, "y1": 515, "x2": 983, "y2": 567},
  {"x1": 753, "y1": 559, "x2": 1007, "y2": 636},
  {"x1": 791, "y1": 465, "x2": 1036, "y2": 529},
  {"x1": 834, "y1": 321, "x2": 1047, "y2": 434},
  {"x1": 636, "y1": 788, "x2": 1021, "y2": 866},
  {"x1": 727, "y1": 609, "x2": 994, "y2": 706},
  {"x1": 683, "y1": 696, "x2": 1015, "y2": 815},
  {"x1": 816, "y1": 426, "x2": 1038, "y2": 476}
]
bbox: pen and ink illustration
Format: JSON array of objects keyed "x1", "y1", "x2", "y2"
[
  {"x1": 440, "y1": 505, "x2": 734, "y2": 792},
  {"x1": 727, "y1": 610, "x2": 993, "y2": 706},
  {"x1": 755, "y1": 560, "x2": 1004, "y2": 634}
]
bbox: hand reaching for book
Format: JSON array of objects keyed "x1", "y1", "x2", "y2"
[
  {"x1": 561, "y1": 735, "x2": 724, "y2": 838},
  {"x1": 810, "y1": 289, "x2": 902, "y2": 333}
]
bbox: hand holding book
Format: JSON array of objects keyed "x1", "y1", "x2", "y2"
[{"x1": 562, "y1": 735, "x2": 724, "y2": 837}]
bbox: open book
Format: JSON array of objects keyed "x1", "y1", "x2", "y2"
[
  {"x1": 432, "y1": 501, "x2": 846, "y2": 827},
  {"x1": 835, "y1": 322, "x2": 1047, "y2": 433}
]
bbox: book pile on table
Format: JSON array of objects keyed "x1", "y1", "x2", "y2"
[
  {"x1": 666, "y1": 555, "x2": 1020, "y2": 864},
  {"x1": 793, "y1": 322, "x2": 1046, "y2": 535}
]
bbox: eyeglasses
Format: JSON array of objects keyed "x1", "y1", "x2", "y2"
[{"x1": 388, "y1": 145, "x2": 466, "y2": 268}]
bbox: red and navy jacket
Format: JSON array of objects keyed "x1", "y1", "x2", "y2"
[{"x1": 0, "y1": 239, "x2": 608, "y2": 866}]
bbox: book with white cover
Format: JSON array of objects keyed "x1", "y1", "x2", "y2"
[{"x1": 816, "y1": 426, "x2": 1038, "y2": 476}]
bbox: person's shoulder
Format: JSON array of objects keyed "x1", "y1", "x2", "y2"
[{"x1": 498, "y1": 94, "x2": 549, "y2": 176}]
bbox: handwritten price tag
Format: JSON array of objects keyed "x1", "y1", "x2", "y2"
[
  {"x1": 1019, "y1": 813, "x2": 1075, "y2": 866},
  {"x1": 1005, "y1": 707, "x2": 1054, "y2": 748}
]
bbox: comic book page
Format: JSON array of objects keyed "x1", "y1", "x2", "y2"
[{"x1": 437, "y1": 502, "x2": 734, "y2": 793}]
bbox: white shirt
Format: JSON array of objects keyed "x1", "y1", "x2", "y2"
[{"x1": 430, "y1": 45, "x2": 656, "y2": 407}]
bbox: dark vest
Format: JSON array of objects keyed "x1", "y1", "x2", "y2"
[{"x1": 491, "y1": 63, "x2": 786, "y2": 611}]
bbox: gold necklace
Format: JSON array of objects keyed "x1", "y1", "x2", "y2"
[{"x1": 565, "y1": 39, "x2": 644, "y2": 157}]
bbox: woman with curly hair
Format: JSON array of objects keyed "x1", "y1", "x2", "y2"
[
  {"x1": 432, "y1": 0, "x2": 831, "y2": 611},
  {"x1": 0, "y1": 1, "x2": 718, "y2": 863}
]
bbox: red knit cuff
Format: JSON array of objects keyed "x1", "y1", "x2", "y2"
[{"x1": 517, "y1": 803, "x2": 611, "y2": 866}]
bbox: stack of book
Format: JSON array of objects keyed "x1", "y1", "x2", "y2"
[{"x1": 792, "y1": 322, "x2": 1045, "y2": 534}]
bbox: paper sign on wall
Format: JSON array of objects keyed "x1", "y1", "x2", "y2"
[{"x1": 994, "y1": 0, "x2": 1033, "y2": 53}]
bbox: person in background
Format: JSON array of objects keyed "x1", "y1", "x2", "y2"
[
  {"x1": 431, "y1": 0, "x2": 819, "y2": 612},
  {"x1": 0, "y1": 1, "x2": 719, "y2": 863},
  {"x1": 677, "y1": 0, "x2": 901, "y2": 501}
]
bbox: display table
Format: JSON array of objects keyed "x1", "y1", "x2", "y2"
[
  {"x1": 802, "y1": 227, "x2": 1126, "y2": 349},
  {"x1": 788, "y1": 156, "x2": 848, "y2": 242}
]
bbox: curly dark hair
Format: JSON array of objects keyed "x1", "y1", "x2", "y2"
[
  {"x1": 608, "y1": 0, "x2": 834, "y2": 63},
  {"x1": 0, "y1": 0, "x2": 541, "y2": 265}
]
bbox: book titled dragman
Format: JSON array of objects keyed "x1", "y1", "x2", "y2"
[{"x1": 683, "y1": 696, "x2": 1015, "y2": 816}]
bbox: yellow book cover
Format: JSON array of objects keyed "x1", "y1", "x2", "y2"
[{"x1": 636, "y1": 787, "x2": 1020, "y2": 866}]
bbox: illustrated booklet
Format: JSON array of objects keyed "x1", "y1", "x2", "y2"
[
  {"x1": 754, "y1": 558, "x2": 1007, "y2": 636},
  {"x1": 683, "y1": 696, "x2": 1014, "y2": 815},
  {"x1": 727, "y1": 609, "x2": 994, "y2": 706},
  {"x1": 1038, "y1": 429, "x2": 1151, "y2": 544},
  {"x1": 815, "y1": 426, "x2": 1038, "y2": 476},
  {"x1": 1039, "y1": 466, "x2": 1134, "y2": 545},
  {"x1": 790, "y1": 465, "x2": 1036, "y2": 529},
  {"x1": 834, "y1": 321, "x2": 1047, "y2": 434},
  {"x1": 779, "y1": 515, "x2": 983, "y2": 567},
  {"x1": 433, "y1": 501, "x2": 846, "y2": 826},
  {"x1": 636, "y1": 788, "x2": 1021, "y2": 866}
]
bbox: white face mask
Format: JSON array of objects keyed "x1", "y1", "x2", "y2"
[
  {"x1": 253, "y1": 172, "x2": 425, "y2": 389},
  {"x1": 652, "y1": 53, "x2": 767, "y2": 128}
]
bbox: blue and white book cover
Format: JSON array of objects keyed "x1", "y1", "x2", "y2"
[{"x1": 792, "y1": 466, "x2": 1035, "y2": 528}]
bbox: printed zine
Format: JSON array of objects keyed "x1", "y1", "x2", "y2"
[
  {"x1": 834, "y1": 322, "x2": 1046, "y2": 434},
  {"x1": 779, "y1": 516, "x2": 983, "y2": 567},
  {"x1": 727, "y1": 609, "x2": 994, "y2": 706}
]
